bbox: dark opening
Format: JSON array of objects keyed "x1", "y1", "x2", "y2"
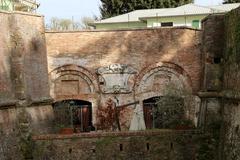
[
  {"x1": 53, "y1": 100, "x2": 95, "y2": 133},
  {"x1": 119, "y1": 144, "x2": 123, "y2": 151},
  {"x1": 69, "y1": 148, "x2": 72, "y2": 154},
  {"x1": 146, "y1": 143, "x2": 150, "y2": 151},
  {"x1": 143, "y1": 96, "x2": 186, "y2": 129},
  {"x1": 143, "y1": 97, "x2": 159, "y2": 129},
  {"x1": 235, "y1": 125, "x2": 239, "y2": 133},
  {"x1": 214, "y1": 57, "x2": 221, "y2": 64},
  {"x1": 170, "y1": 142, "x2": 173, "y2": 150},
  {"x1": 161, "y1": 22, "x2": 173, "y2": 27}
]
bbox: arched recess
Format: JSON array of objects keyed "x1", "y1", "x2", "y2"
[
  {"x1": 49, "y1": 64, "x2": 99, "y2": 126},
  {"x1": 134, "y1": 62, "x2": 193, "y2": 98},
  {"x1": 49, "y1": 64, "x2": 99, "y2": 98},
  {"x1": 130, "y1": 62, "x2": 196, "y2": 130}
]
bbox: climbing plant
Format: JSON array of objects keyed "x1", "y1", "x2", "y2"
[
  {"x1": 154, "y1": 96, "x2": 190, "y2": 129},
  {"x1": 96, "y1": 98, "x2": 120, "y2": 131},
  {"x1": 154, "y1": 83, "x2": 194, "y2": 129}
]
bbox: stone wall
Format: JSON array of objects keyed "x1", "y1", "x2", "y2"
[
  {"x1": 200, "y1": 6, "x2": 240, "y2": 160},
  {"x1": 46, "y1": 28, "x2": 202, "y2": 131},
  {"x1": 221, "y1": 7, "x2": 240, "y2": 160},
  {"x1": 199, "y1": 14, "x2": 225, "y2": 135}
]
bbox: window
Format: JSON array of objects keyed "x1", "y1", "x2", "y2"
[
  {"x1": 0, "y1": 6, "x2": 9, "y2": 11},
  {"x1": 161, "y1": 22, "x2": 173, "y2": 27},
  {"x1": 192, "y1": 20, "x2": 200, "y2": 29},
  {"x1": 153, "y1": 22, "x2": 161, "y2": 27}
]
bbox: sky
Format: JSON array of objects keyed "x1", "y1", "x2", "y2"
[{"x1": 37, "y1": 0, "x2": 224, "y2": 23}]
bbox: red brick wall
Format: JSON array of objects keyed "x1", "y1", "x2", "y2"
[
  {"x1": 33, "y1": 130, "x2": 203, "y2": 160},
  {"x1": 46, "y1": 28, "x2": 202, "y2": 93}
]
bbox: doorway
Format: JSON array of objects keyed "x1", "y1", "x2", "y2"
[
  {"x1": 53, "y1": 100, "x2": 94, "y2": 132},
  {"x1": 143, "y1": 96, "x2": 186, "y2": 129},
  {"x1": 143, "y1": 97, "x2": 159, "y2": 129}
]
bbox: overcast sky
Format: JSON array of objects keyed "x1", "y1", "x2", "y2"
[{"x1": 37, "y1": 0, "x2": 224, "y2": 23}]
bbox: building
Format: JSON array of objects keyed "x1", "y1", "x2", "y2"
[
  {"x1": 0, "y1": 0, "x2": 39, "y2": 12},
  {"x1": 92, "y1": 3, "x2": 240, "y2": 30}
]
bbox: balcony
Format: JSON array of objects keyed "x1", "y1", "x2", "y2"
[{"x1": 14, "y1": 0, "x2": 39, "y2": 12}]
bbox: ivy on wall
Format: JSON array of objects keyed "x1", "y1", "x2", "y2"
[{"x1": 154, "y1": 96, "x2": 193, "y2": 129}]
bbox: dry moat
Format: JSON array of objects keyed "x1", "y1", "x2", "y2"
[{"x1": 0, "y1": 6, "x2": 240, "y2": 160}]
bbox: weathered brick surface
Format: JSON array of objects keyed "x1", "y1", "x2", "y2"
[
  {"x1": 46, "y1": 28, "x2": 202, "y2": 93},
  {"x1": 0, "y1": 12, "x2": 54, "y2": 160},
  {"x1": 0, "y1": 11, "x2": 50, "y2": 102},
  {"x1": 0, "y1": 11, "x2": 14, "y2": 100},
  {"x1": 221, "y1": 7, "x2": 240, "y2": 160},
  {"x1": 201, "y1": 14, "x2": 225, "y2": 91},
  {"x1": 46, "y1": 28, "x2": 202, "y2": 130},
  {"x1": 200, "y1": 7, "x2": 240, "y2": 160},
  {"x1": 33, "y1": 130, "x2": 203, "y2": 160}
]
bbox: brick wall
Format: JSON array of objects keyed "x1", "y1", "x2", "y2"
[
  {"x1": 0, "y1": 11, "x2": 15, "y2": 101},
  {"x1": 0, "y1": 12, "x2": 54, "y2": 160},
  {"x1": 46, "y1": 28, "x2": 202, "y2": 131},
  {"x1": 46, "y1": 28, "x2": 202, "y2": 94},
  {"x1": 0, "y1": 11, "x2": 51, "y2": 103},
  {"x1": 0, "y1": 11, "x2": 53, "y2": 133},
  {"x1": 32, "y1": 130, "x2": 211, "y2": 160}
]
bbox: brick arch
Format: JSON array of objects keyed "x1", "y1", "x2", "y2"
[
  {"x1": 134, "y1": 62, "x2": 193, "y2": 96},
  {"x1": 49, "y1": 64, "x2": 99, "y2": 98},
  {"x1": 49, "y1": 64, "x2": 100, "y2": 126}
]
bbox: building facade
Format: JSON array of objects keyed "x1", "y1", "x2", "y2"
[
  {"x1": 92, "y1": 3, "x2": 240, "y2": 30},
  {"x1": 0, "y1": 0, "x2": 39, "y2": 12}
]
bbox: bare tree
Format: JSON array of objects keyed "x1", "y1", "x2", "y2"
[
  {"x1": 80, "y1": 17, "x2": 95, "y2": 29},
  {"x1": 47, "y1": 16, "x2": 95, "y2": 31}
]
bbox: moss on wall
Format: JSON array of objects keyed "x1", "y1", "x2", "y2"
[
  {"x1": 32, "y1": 130, "x2": 221, "y2": 160},
  {"x1": 225, "y1": 8, "x2": 240, "y2": 63},
  {"x1": 222, "y1": 6, "x2": 240, "y2": 160}
]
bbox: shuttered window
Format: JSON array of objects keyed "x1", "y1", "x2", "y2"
[{"x1": 192, "y1": 20, "x2": 200, "y2": 29}]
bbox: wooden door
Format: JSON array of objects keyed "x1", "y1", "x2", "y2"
[
  {"x1": 73, "y1": 105, "x2": 91, "y2": 132},
  {"x1": 81, "y1": 106, "x2": 90, "y2": 132}
]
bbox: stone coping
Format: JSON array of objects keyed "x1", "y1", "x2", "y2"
[
  {"x1": 0, "y1": 98, "x2": 53, "y2": 110},
  {"x1": 46, "y1": 26, "x2": 201, "y2": 33},
  {"x1": 198, "y1": 90, "x2": 240, "y2": 100},
  {"x1": 33, "y1": 130, "x2": 202, "y2": 140},
  {"x1": 0, "y1": 9, "x2": 42, "y2": 17}
]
